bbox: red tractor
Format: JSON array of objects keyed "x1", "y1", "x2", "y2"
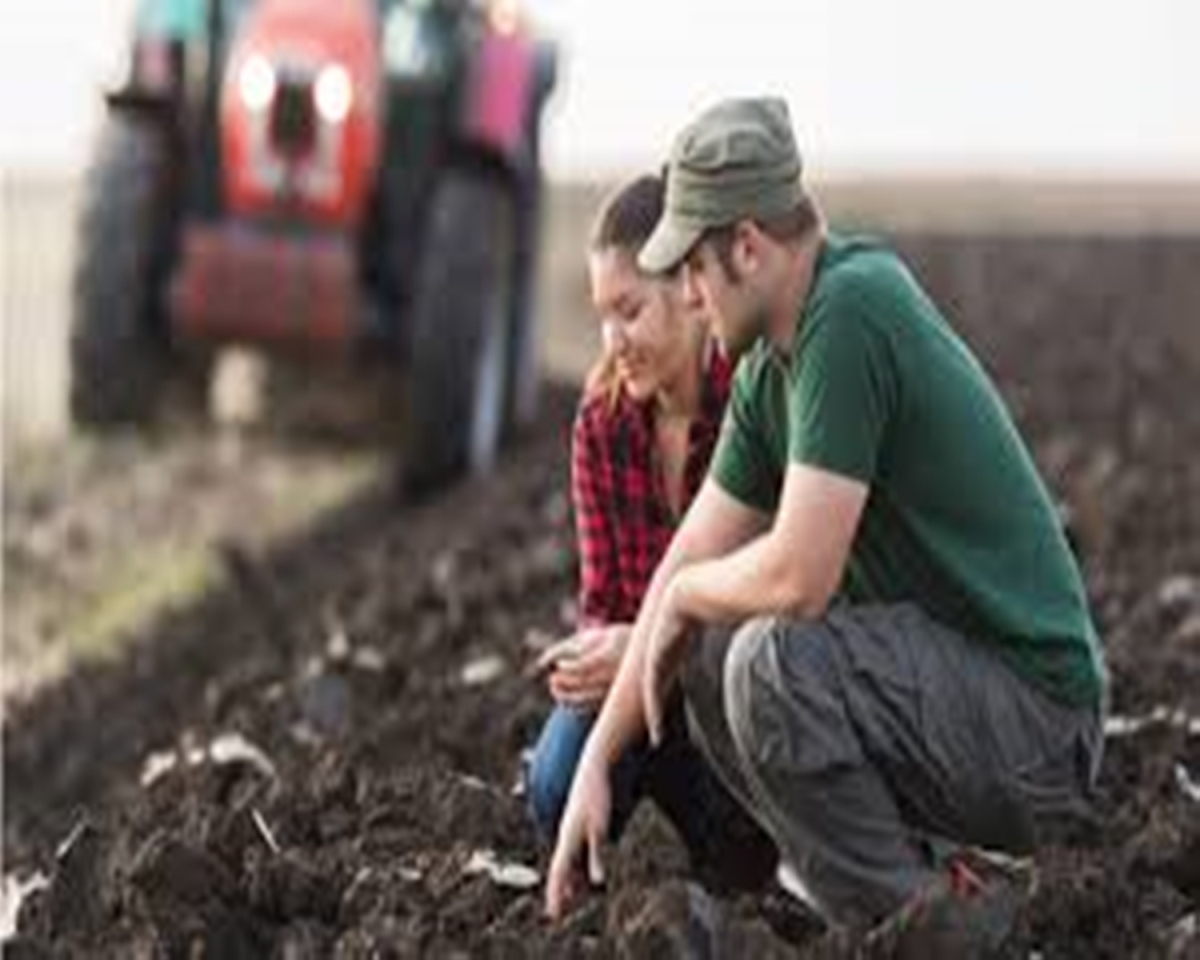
[{"x1": 71, "y1": 0, "x2": 557, "y2": 489}]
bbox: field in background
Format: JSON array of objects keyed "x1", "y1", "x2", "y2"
[
  {"x1": 536, "y1": 174, "x2": 1200, "y2": 383},
  {"x1": 4, "y1": 170, "x2": 1197, "y2": 698},
  {"x1": 6, "y1": 171, "x2": 1200, "y2": 446}
]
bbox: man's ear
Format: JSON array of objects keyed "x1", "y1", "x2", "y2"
[
  {"x1": 679, "y1": 257, "x2": 704, "y2": 310},
  {"x1": 672, "y1": 277, "x2": 710, "y2": 330},
  {"x1": 734, "y1": 220, "x2": 762, "y2": 277},
  {"x1": 676, "y1": 283, "x2": 706, "y2": 321}
]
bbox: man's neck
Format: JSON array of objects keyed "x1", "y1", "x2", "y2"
[{"x1": 764, "y1": 229, "x2": 825, "y2": 354}]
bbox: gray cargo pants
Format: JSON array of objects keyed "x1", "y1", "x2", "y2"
[{"x1": 680, "y1": 602, "x2": 1104, "y2": 930}]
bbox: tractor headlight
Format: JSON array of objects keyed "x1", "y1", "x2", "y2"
[
  {"x1": 314, "y1": 64, "x2": 353, "y2": 124},
  {"x1": 239, "y1": 54, "x2": 276, "y2": 112}
]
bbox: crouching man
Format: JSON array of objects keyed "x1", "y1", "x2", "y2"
[{"x1": 545, "y1": 97, "x2": 1106, "y2": 956}]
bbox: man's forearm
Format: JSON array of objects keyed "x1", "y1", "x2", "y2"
[
  {"x1": 577, "y1": 480, "x2": 772, "y2": 769},
  {"x1": 672, "y1": 530, "x2": 825, "y2": 624},
  {"x1": 579, "y1": 533, "x2": 694, "y2": 767}
]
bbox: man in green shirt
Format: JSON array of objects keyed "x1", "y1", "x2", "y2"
[{"x1": 545, "y1": 98, "x2": 1106, "y2": 953}]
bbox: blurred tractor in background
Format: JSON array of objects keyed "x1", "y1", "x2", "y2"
[{"x1": 70, "y1": 0, "x2": 557, "y2": 490}]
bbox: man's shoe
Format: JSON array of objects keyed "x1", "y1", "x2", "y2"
[{"x1": 863, "y1": 849, "x2": 1035, "y2": 960}]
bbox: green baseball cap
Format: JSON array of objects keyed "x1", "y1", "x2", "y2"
[{"x1": 638, "y1": 97, "x2": 804, "y2": 274}]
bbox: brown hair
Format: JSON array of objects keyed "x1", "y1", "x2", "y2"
[
  {"x1": 584, "y1": 174, "x2": 667, "y2": 403},
  {"x1": 702, "y1": 190, "x2": 820, "y2": 282},
  {"x1": 589, "y1": 174, "x2": 665, "y2": 252}
]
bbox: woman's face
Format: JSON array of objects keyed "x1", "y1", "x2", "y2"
[{"x1": 588, "y1": 248, "x2": 704, "y2": 403}]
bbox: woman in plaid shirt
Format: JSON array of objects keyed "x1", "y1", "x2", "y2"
[{"x1": 526, "y1": 175, "x2": 775, "y2": 887}]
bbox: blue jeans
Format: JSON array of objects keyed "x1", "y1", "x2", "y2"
[{"x1": 525, "y1": 693, "x2": 779, "y2": 892}]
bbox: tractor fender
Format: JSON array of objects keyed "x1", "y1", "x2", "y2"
[
  {"x1": 104, "y1": 33, "x2": 188, "y2": 112},
  {"x1": 102, "y1": 0, "x2": 203, "y2": 109},
  {"x1": 105, "y1": 83, "x2": 177, "y2": 116}
]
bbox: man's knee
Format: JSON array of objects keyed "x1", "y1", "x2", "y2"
[
  {"x1": 681, "y1": 619, "x2": 773, "y2": 740},
  {"x1": 723, "y1": 616, "x2": 857, "y2": 775},
  {"x1": 721, "y1": 616, "x2": 781, "y2": 756}
]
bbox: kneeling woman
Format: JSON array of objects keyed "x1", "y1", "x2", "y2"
[{"x1": 526, "y1": 175, "x2": 774, "y2": 887}]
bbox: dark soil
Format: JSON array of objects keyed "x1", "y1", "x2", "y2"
[{"x1": 5, "y1": 234, "x2": 1199, "y2": 958}]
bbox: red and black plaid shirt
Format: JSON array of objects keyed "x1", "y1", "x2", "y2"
[{"x1": 571, "y1": 350, "x2": 733, "y2": 626}]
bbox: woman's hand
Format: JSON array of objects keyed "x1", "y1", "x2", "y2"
[{"x1": 534, "y1": 625, "x2": 631, "y2": 707}]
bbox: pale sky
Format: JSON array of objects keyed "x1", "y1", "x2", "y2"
[{"x1": 1, "y1": 0, "x2": 1197, "y2": 178}]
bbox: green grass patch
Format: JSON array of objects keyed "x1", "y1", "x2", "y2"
[
  {"x1": 56, "y1": 455, "x2": 382, "y2": 666},
  {"x1": 60, "y1": 545, "x2": 218, "y2": 663}
]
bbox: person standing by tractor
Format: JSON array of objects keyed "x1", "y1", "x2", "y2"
[
  {"x1": 526, "y1": 174, "x2": 776, "y2": 892},
  {"x1": 545, "y1": 98, "x2": 1107, "y2": 955}
]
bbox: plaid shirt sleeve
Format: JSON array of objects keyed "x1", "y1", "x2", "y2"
[{"x1": 571, "y1": 401, "x2": 623, "y2": 626}]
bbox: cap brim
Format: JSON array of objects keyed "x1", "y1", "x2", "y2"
[{"x1": 637, "y1": 217, "x2": 704, "y2": 274}]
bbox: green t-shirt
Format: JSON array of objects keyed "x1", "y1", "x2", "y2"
[{"x1": 712, "y1": 232, "x2": 1104, "y2": 708}]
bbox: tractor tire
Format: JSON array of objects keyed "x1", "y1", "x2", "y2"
[
  {"x1": 404, "y1": 168, "x2": 515, "y2": 494},
  {"x1": 69, "y1": 113, "x2": 175, "y2": 429}
]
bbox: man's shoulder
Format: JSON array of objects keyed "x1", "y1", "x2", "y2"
[
  {"x1": 797, "y1": 234, "x2": 935, "y2": 360},
  {"x1": 812, "y1": 233, "x2": 910, "y2": 315}
]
